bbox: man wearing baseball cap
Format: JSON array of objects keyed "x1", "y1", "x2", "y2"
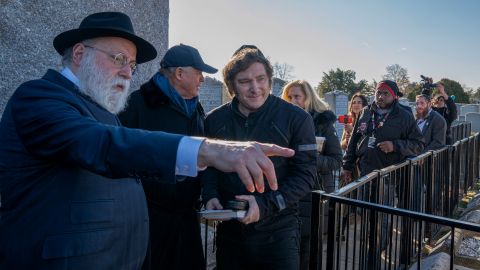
[
  {"x1": 119, "y1": 44, "x2": 217, "y2": 270},
  {"x1": 0, "y1": 12, "x2": 294, "y2": 270}
]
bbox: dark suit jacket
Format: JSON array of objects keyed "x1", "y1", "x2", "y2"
[
  {"x1": 419, "y1": 109, "x2": 447, "y2": 152},
  {"x1": 0, "y1": 70, "x2": 183, "y2": 269}
]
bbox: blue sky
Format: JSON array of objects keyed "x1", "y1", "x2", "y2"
[{"x1": 169, "y1": 0, "x2": 480, "y2": 90}]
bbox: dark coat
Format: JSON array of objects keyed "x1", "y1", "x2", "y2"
[
  {"x1": 311, "y1": 110, "x2": 343, "y2": 190},
  {"x1": 298, "y1": 110, "x2": 342, "y2": 236},
  {"x1": 201, "y1": 95, "x2": 317, "y2": 240},
  {"x1": 343, "y1": 101, "x2": 425, "y2": 176},
  {"x1": 418, "y1": 109, "x2": 447, "y2": 152},
  {"x1": 0, "y1": 70, "x2": 182, "y2": 270},
  {"x1": 119, "y1": 77, "x2": 205, "y2": 208},
  {"x1": 432, "y1": 97, "x2": 457, "y2": 144},
  {"x1": 118, "y1": 77, "x2": 205, "y2": 270}
]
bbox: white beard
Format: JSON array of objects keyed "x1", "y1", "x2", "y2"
[{"x1": 76, "y1": 51, "x2": 131, "y2": 114}]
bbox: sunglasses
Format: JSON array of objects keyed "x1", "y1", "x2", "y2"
[{"x1": 84, "y1": 45, "x2": 137, "y2": 75}]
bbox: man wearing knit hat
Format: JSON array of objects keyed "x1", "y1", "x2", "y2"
[
  {"x1": 342, "y1": 79, "x2": 424, "y2": 181},
  {"x1": 342, "y1": 80, "x2": 424, "y2": 262}
]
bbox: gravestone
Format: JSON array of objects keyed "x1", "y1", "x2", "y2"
[
  {"x1": 324, "y1": 90, "x2": 348, "y2": 138},
  {"x1": 466, "y1": 113, "x2": 480, "y2": 133},
  {"x1": 271, "y1": 77, "x2": 287, "y2": 97},
  {"x1": 460, "y1": 104, "x2": 480, "y2": 116},
  {"x1": 0, "y1": 0, "x2": 169, "y2": 116},
  {"x1": 399, "y1": 98, "x2": 413, "y2": 114},
  {"x1": 199, "y1": 77, "x2": 224, "y2": 114}
]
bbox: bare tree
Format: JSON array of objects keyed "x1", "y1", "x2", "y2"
[
  {"x1": 382, "y1": 64, "x2": 410, "y2": 93},
  {"x1": 273, "y1": 62, "x2": 294, "y2": 81}
]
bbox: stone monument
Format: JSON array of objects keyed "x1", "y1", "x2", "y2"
[
  {"x1": 466, "y1": 113, "x2": 480, "y2": 133},
  {"x1": 0, "y1": 0, "x2": 169, "y2": 116},
  {"x1": 460, "y1": 104, "x2": 480, "y2": 116},
  {"x1": 324, "y1": 90, "x2": 348, "y2": 138},
  {"x1": 199, "y1": 77, "x2": 224, "y2": 114},
  {"x1": 271, "y1": 77, "x2": 287, "y2": 97}
]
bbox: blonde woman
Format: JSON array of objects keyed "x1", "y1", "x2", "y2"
[{"x1": 281, "y1": 80, "x2": 342, "y2": 270}]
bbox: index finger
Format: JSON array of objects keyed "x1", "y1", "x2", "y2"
[{"x1": 257, "y1": 143, "x2": 295, "y2": 157}]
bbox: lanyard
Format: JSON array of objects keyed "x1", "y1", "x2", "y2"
[{"x1": 370, "y1": 111, "x2": 390, "y2": 135}]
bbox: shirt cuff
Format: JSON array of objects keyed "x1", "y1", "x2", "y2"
[{"x1": 175, "y1": 136, "x2": 205, "y2": 177}]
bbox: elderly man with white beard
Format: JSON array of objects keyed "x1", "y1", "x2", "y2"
[{"x1": 0, "y1": 12, "x2": 294, "y2": 270}]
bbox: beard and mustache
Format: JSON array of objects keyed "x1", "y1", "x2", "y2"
[
  {"x1": 415, "y1": 107, "x2": 429, "y2": 120},
  {"x1": 76, "y1": 50, "x2": 131, "y2": 114}
]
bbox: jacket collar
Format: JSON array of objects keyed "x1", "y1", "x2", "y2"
[
  {"x1": 43, "y1": 69, "x2": 78, "y2": 91},
  {"x1": 139, "y1": 77, "x2": 205, "y2": 117},
  {"x1": 231, "y1": 94, "x2": 273, "y2": 120},
  {"x1": 370, "y1": 100, "x2": 401, "y2": 116},
  {"x1": 140, "y1": 77, "x2": 169, "y2": 107}
]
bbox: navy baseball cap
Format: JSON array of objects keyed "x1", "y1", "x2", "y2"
[{"x1": 160, "y1": 44, "x2": 217, "y2": 74}]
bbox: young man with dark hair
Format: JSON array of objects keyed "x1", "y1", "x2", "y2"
[{"x1": 202, "y1": 47, "x2": 317, "y2": 269}]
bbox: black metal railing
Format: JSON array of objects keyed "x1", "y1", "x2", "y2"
[
  {"x1": 313, "y1": 193, "x2": 480, "y2": 270},
  {"x1": 310, "y1": 123, "x2": 479, "y2": 270}
]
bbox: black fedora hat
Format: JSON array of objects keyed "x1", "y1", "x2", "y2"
[{"x1": 53, "y1": 12, "x2": 157, "y2": 64}]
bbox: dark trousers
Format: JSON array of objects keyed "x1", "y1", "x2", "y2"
[
  {"x1": 142, "y1": 204, "x2": 205, "y2": 270},
  {"x1": 299, "y1": 235, "x2": 311, "y2": 270},
  {"x1": 216, "y1": 229, "x2": 300, "y2": 270}
]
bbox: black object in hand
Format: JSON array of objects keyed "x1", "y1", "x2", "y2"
[{"x1": 226, "y1": 200, "x2": 249, "y2": 211}]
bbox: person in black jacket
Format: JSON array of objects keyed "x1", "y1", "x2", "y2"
[
  {"x1": 201, "y1": 47, "x2": 317, "y2": 270},
  {"x1": 432, "y1": 81, "x2": 458, "y2": 144},
  {"x1": 342, "y1": 80, "x2": 424, "y2": 182},
  {"x1": 0, "y1": 12, "x2": 297, "y2": 270},
  {"x1": 342, "y1": 80, "x2": 424, "y2": 256},
  {"x1": 281, "y1": 79, "x2": 342, "y2": 270},
  {"x1": 119, "y1": 44, "x2": 217, "y2": 270},
  {"x1": 415, "y1": 94, "x2": 447, "y2": 152}
]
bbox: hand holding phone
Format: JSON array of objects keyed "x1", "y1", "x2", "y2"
[{"x1": 338, "y1": 115, "x2": 353, "y2": 124}]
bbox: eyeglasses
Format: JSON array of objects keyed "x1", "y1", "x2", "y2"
[
  {"x1": 351, "y1": 101, "x2": 363, "y2": 104},
  {"x1": 84, "y1": 45, "x2": 137, "y2": 75}
]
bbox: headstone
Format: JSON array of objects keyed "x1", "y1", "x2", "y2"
[
  {"x1": 457, "y1": 237, "x2": 480, "y2": 265},
  {"x1": 466, "y1": 113, "x2": 480, "y2": 133},
  {"x1": 199, "y1": 77, "x2": 224, "y2": 114},
  {"x1": 460, "y1": 104, "x2": 480, "y2": 116},
  {"x1": 456, "y1": 104, "x2": 463, "y2": 117},
  {"x1": 0, "y1": 1, "x2": 169, "y2": 116},
  {"x1": 408, "y1": 252, "x2": 451, "y2": 270},
  {"x1": 399, "y1": 98, "x2": 413, "y2": 114},
  {"x1": 324, "y1": 90, "x2": 348, "y2": 138},
  {"x1": 271, "y1": 77, "x2": 287, "y2": 97}
]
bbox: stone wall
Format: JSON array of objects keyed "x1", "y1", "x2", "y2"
[
  {"x1": 199, "y1": 77, "x2": 224, "y2": 114},
  {"x1": 0, "y1": 0, "x2": 169, "y2": 116}
]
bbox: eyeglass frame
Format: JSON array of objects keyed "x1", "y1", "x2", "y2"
[{"x1": 83, "y1": 44, "x2": 137, "y2": 75}]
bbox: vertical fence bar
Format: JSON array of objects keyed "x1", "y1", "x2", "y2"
[
  {"x1": 326, "y1": 198, "x2": 337, "y2": 270},
  {"x1": 309, "y1": 191, "x2": 321, "y2": 270}
]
